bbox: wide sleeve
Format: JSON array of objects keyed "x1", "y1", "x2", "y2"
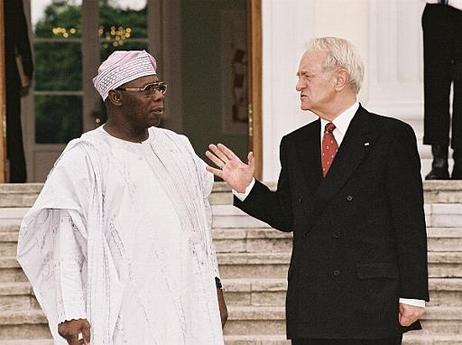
[
  {"x1": 53, "y1": 210, "x2": 87, "y2": 324},
  {"x1": 179, "y1": 135, "x2": 220, "y2": 279},
  {"x1": 17, "y1": 141, "x2": 96, "y2": 343}
]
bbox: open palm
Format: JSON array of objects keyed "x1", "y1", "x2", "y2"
[{"x1": 206, "y1": 143, "x2": 255, "y2": 193}]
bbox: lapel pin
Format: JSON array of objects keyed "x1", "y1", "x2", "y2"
[{"x1": 364, "y1": 142, "x2": 370, "y2": 146}]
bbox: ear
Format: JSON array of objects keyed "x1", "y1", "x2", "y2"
[
  {"x1": 333, "y1": 68, "x2": 349, "y2": 91},
  {"x1": 107, "y1": 90, "x2": 123, "y2": 106}
]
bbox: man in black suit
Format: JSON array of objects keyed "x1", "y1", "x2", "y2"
[
  {"x1": 4, "y1": 0, "x2": 34, "y2": 182},
  {"x1": 206, "y1": 37, "x2": 428, "y2": 345},
  {"x1": 421, "y1": 1, "x2": 462, "y2": 179}
]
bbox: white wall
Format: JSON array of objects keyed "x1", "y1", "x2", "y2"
[
  {"x1": 261, "y1": 0, "x2": 315, "y2": 182},
  {"x1": 261, "y1": 0, "x2": 427, "y2": 181}
]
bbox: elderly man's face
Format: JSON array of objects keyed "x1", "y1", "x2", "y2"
[
  {"x1": 296, "y1": 51, "x2": 337, "y2": 115},
  {"x1": 119, "y1": 75, "x2": 165, "y2": 128}
]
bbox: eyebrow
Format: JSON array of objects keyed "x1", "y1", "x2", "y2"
[
  {"x1": 136, "y1": 81, "x2": 160, "y2": 88},
  {"x1": 297, "y1": 71, "x2": 313, "y2": 77}
]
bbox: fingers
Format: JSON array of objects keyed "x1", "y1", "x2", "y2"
[
  {"x1": 205, "y1": 149, "x2": 225, "y2": 169},
  {"x1": 208, "y1": 144, "x2": 230, "y2": 165},
  {"x1": 82, "y1": 322, "x2": 91, "y2": 345},
  {"x1": 206, "y1": 165, "x2": 223, "y2": 179},
  {"x1": 217, "y1": 143, "x2": 240, "y2": 161},
  {"x1": 67, "y1": 334, "x2": 80, "y2": 345}
]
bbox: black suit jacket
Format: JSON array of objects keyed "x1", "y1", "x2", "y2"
[{"x1": 235, "y1": 106, "x2": 429, "y2": 339}]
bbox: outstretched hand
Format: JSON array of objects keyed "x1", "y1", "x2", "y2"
[{"x1": 206, "y1": 143, "x2": 255, "y2": 193}]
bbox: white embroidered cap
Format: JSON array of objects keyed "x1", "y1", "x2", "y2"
[{"x1": 92, "y1": 50, "x2": 157, "y2": 100}]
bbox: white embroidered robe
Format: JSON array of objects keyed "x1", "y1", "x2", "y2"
[{"x1": 17, "y1": 126, "x2": 224, "y2": 345}]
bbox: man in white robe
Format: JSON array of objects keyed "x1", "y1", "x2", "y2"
[{"x1": 17, "y1": 50, "x2": 227, "y2": 345}]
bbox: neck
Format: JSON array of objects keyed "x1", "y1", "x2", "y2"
[
  {"x1": 317, "y1": 95, "x2": 357, "y2": 122},
  {"x1": 103, "y1": 120, "x2": 149, "y2": 143}
]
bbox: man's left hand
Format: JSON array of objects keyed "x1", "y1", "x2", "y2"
[
  {"x1": 217, "y1": 287, "x2": 228, "y2": 328},
  {"x1": 399, "y1": 303, "x2": 425, "y2": 326}
]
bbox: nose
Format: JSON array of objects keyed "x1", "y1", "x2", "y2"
[{"x1": 296, "y1": 77, "x2": 306, "y2": 92}]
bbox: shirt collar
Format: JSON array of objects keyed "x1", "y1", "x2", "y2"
[{"x1": 320, "y1": 102, "x2": 359, "y2": 137}]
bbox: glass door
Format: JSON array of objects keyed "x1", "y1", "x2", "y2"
[{"x1": 26, "y1": 0, "x2": 150, "y2": 181}]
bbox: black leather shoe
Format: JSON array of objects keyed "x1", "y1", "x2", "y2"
[
  {"x1": 426, "y1": 166, "x2": 450, "y2": 180},
  {"x1": 452, "y1": 151, "x2": 462, "y2": 179},
  {"x1": 425, "y1": 145, "x2": 449, "y2": 180},
  {"x1": 452, "y1": 164, "x2": 462, "y2": 179}
]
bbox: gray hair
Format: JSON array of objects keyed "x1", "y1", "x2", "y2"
[{"x1": 306, "y1": 37, "x2": 364, "y2": 93}]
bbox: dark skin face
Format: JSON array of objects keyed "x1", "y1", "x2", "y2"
[{"x1": 104, "y1": 75, "x2": 165, "y2": 143}]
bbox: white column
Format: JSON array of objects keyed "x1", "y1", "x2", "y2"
[
  {"x1": 261, "y1": 0, "x2": 369, "y2": 181},
  {"x1": 367, "y1": 0, "x2": 425, "y2": 126},
  {"x1": 367, "y1": 0, "x2": 430, "y2": 171},
  {"x1": 262, "y1": 0, "x2": 315, "y2": 181}
]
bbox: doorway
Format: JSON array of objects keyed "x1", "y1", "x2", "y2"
[{"x1": 23, "y1": 0, "x2": 261, "y2": 181}]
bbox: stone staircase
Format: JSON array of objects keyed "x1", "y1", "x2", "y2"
[{"x1": 0, "y1": 182, "x2": 462, "y2": 344}]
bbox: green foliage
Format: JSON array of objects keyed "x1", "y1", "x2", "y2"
[
  {"x1": 35, "y1": 1, "x2": 82, "y2": 38},
  {"x1": 35, "y1": 95, "x2": 83, "y2": 144}
]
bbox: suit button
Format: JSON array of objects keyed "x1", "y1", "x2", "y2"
[
  {"x1": 298, "y1": 196, "x2": 303, "y2": 204},
  {"x1": 333, "y1": 270, "x2": 341, "y2": 277},
  {"x1": 346, "y1": 195, "x2": 353, "y2": 201},
  {"x1": 333, "y1": 231, "x2": 341, "y2": 239}
]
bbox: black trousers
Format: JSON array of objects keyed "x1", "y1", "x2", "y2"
[
  {"x1": 292, "y1": 335, "x2": 402, "y2": 345},
  {"x1": 422, "y1": 4, "x2": 462, "y2": 151},
  {"x1": 6, "y1": 84, "x2": 27, "y2": 183}
]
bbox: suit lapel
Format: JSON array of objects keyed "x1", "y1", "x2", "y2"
[
  {"x1": 294, "y1": 120, "x2": 322, "y2": 195},
  {"x1": 311, "y1": 106, "x2": 378, "y2": 222}
]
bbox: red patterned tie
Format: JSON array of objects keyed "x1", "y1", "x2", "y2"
[{"x1": 321, "y1": 122, "x2": 338, "y2": 177}]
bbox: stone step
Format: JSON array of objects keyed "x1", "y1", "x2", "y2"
[
  {"x1": 0, "y1": 183, "x2": 234, "y2": 208},
  {"x1": 0, "y1": 182, "x2": 461, "y2": 208},
  {"x1": 2, "y1": 228, "x2": 462, "y2": 257},
  {"x1": 1, "y1": 203, "x2": 462, "y2": 231},
  {"x1": 211, "y1": 202, "x2": 462, "y2": 229},
  {"x1": 0, "y1": 310, "x2": 50, "y2": 340},
  {"x1": 213, "y1": 227, "x2": 462, "y2": 254},
  {"x1": 0, "y1": 184, "x2": 42, "y2": 208},
  {"x1": 0, "y1": 305, "x2": 461, "y2": 341},
  {"x1": 0, "y1": 334, "x2": 461, "y2": 345},
  {"x1": 1, "y1": 277, "x2": 460, "y2": 312},
  {"x1": 223, "y1": 306, "x2": 462, "y2": 336},
  {"x1": 2, "y1": 251, "x2": 462, "y2": 285},
  {"x1": 223, "y1": 333, "x2": 462, "y2": 345},
  {"x1": 403, "y1": 333, "x2": 462, "y2": 345},
  {"x1": 0, "y1": 340, "x2": 52, "y2": 345},
  {"x1": 1, "y1": 334, "x2": 462, "y2": 345},
  {"x1": 217, "y1": 252, "x2": 462, "y2": 279},
  {"x1": 0, "y1": 283, "x2": 40, "y2": 311},
  {"x1": 211, "y1": 205, "x2": 434, "y2": 230},
  {"x1": 427, "y1": 228, "x2": 462, "y2": 252},
  {"x1": 0, "y1": 257, "x2": 27, "y2": 282},
  {"x1": 5, "y1": 250, "x2": 462, "y2": 282},
  {"x1": 224, "y1": 334, "x2": 290, "y2": 345},
  {"x1": 424, "y1": 181, "x2": 462, "y2": 204},
  {"x1": 222, "y1": 278, "x2": 462, "y2": 307}
]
